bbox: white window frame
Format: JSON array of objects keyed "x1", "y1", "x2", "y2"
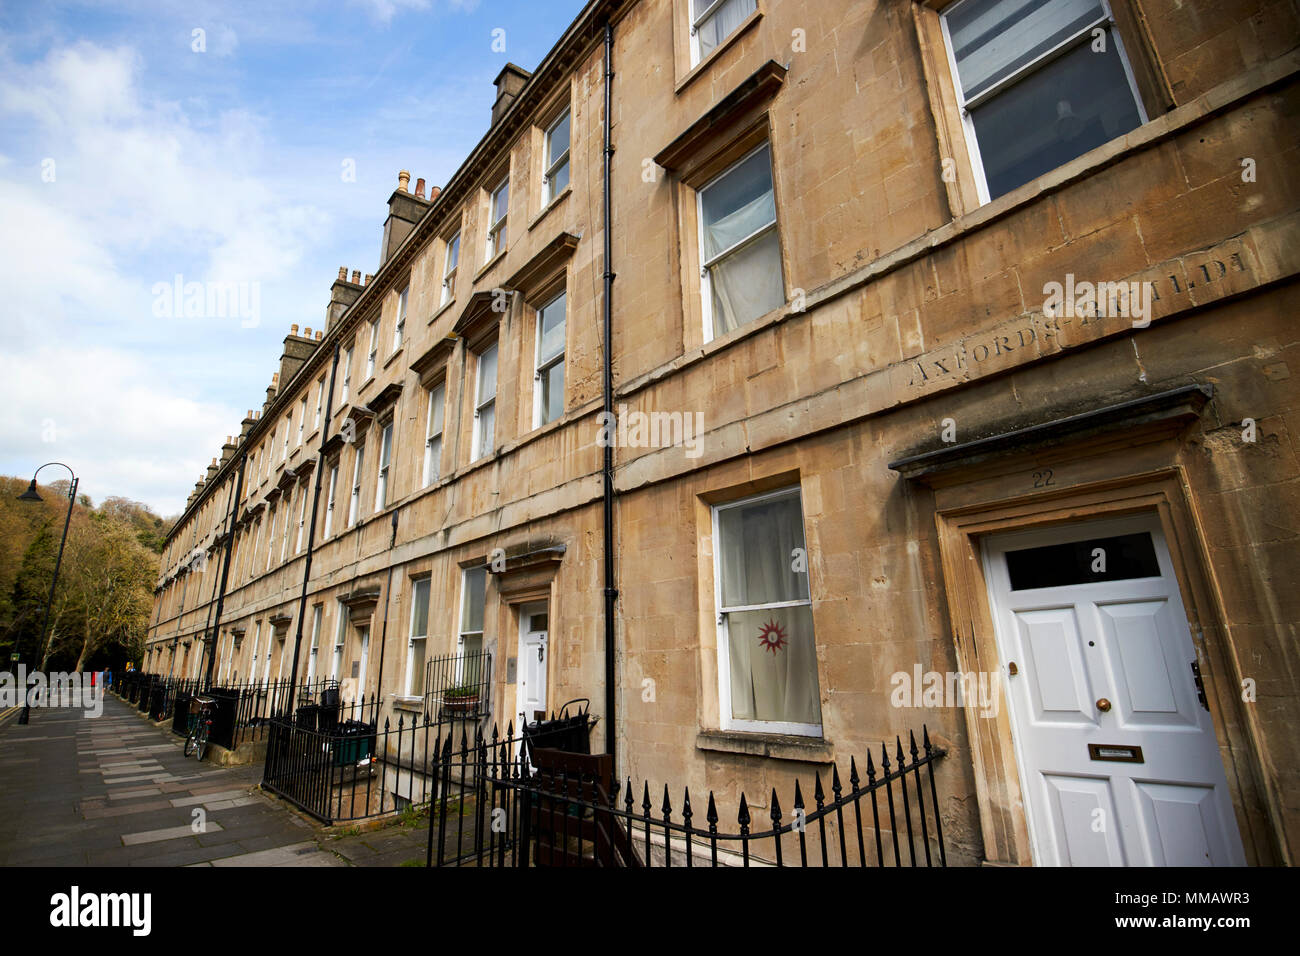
[
  {"x1": 543, "y1": 109, "x2": 571, "y2": 205},
  {"x1": 348, "y1": 443, "x2": 365, "y2": 528},
  {"x1": 441, "y1": 232, "x2": 460, "y2": 307},
  {"x1": 297, "y1": 397, "x2": 307, "y2": 447},
  {"x1": 696, "y1": 140, "x2": 781, "y2": 343},
  {"x1": 280, "y1": 486, "x2": 294, "y2": 562},
  {"x1": 689, "y1": 0, "x2": 757, "y2": 67},
  {"x1": 375, "y1": 421, "x2": 393, "y2": 511},
  {"x1": 264, "y1": 507, "x2": 276, "y2": 571},
  {"x1": 306, "y1": 605, "x2": 322, "y2": 684},
  {"x1": 295, "y1": 488, "x2": 307, "y2": 554},
  {"x1": 456, "y1": 567, "x2": 487, "y2": 682},
  {"x1": 249, "y1": 518, "x2": 262, "y2": 581},
  {"x1": 249, "y1": 621, "x2": 262, "y2": 685},
  {"x1": 939, "y1": 0, "x2": 1147, "y2": 205},
  {"x1": 423, "y1": 383, "x2": 445, "y2": 487},
  {"x1": 471, "y1": 343, "x2": 498, "y2": 461},
  {"x1": 324, "y1": 463, "x2": 338, "y2": 538},
  {"x1": 486, "y1": 177, "x2": 509, "y2": 260},
  {"x1": 532, "y1": 291, "x2": 566, "y2": 428},
  {"x1": 314, "y1": 376, "x2": 325, "y2": 431},
  {"x1": 406, "y1": 577, "x2": 431, "y2": 697},
  {"x1": 341, "y1": 346, "x2": 353, "y2": 405},
  {"x1": 331, "y1": 606, "x2": 346, "y2": 681},
  {"x1": 394, "y1": 287, "x2": 408, "y2": 352},
  {"x1": 710, "y1": 486, "x2": 821, "y2": 737},
  {"x1": 366, "y1": 319, "x2": 379, "y2": 379},
  {"x1": 281, "y1": 414, "x2": 290, "y2": 462}
]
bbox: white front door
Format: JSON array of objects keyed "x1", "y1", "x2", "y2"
[
  {"x1": 516, "y1": 603, "x2": 549, "y2": 725},
  {"x1": 984, "y1": 514, "x2": 1244, "y2": 866}
]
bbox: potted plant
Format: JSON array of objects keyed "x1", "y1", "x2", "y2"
[{"x1": 443, "y1": 683, "x2": 480, "y2": 716}]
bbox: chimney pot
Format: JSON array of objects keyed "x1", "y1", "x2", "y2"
[
  {"x1": 304, "y1": 327, "x2": 312, "y2": 337},
  {"x1": 315, "y1": 330, "x2": 324, "y2": 341},
  {"x1": 364, "y1": 274, "x2": 373, "y2": 285},
  {"x1": 271, "y1": 372, "x2": 279, "y2": 385},
  {"x1": 291, "y1": 323, "x2": 299, "y2": 335},
  {"x1": 429, "y1": 186, "x2": 441, "y2": 202},
  {"x1": 338, "y1": 266, "x2": 347, "y2": 281},
  {"x1": 351, "y1": 270, "x2": 361, "y2": 284},
  {"x1": 247, "y1": 409, "x2": 254, "y2": 418},
  {"x1": 415, "y1": 177, "x2": 426, "y2": 198},
  {"x1": 398, "y1": 170, "x2": 410, "y2": 192}
]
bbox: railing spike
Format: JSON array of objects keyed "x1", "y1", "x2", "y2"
[
  {"x1": 849, "y1": 755, "x2": 861, "y2": 788},
  {"x1": 793, "y1": 779, "x2": 805, "y2": 810},
  {"x1": 661, "y1": 783, "x2": 672, "y2": 816},
  {"x1": 706, "y1": 792, "x2": 718, "y2": 826},
  {"x1": 737, "y1": 793, "x2": 750, "y2": 826}
]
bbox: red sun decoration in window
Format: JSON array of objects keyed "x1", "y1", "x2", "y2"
[{"x1": 757, "y1": 618, "x2": 787, "y2": 654}]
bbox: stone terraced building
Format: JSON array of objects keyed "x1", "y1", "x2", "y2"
[{"x1": 147, "y1": 0, "x2": 1300, "y2": 866}]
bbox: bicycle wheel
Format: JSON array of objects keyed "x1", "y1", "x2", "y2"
[
  {"x1": 184, "y1": 729, "x2": 197, "y2": 758},
  {"x1": 194, "y1": 723, "x2": 209, "y2": 762}
]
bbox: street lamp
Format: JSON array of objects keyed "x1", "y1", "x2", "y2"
[{"x1": 16, "y1": 463, "x2": 79, "y2": 724}]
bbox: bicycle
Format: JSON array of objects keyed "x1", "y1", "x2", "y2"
[{"x1": 184, "y1": 695, "x2": 216, "y2": 760}]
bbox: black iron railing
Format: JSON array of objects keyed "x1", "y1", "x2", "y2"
[
  {"x1": 427, "y1": 725, "x2": 947, "y2": 868},
  {"x1": 424, "y1": 649, "x2": 492, "y2": 723}
]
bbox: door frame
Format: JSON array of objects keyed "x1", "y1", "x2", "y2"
[
  {"x1": 515, "y1": 600, "x2": 550, "y2": 726},
  {"x1": 930, "y1": 468, "x2": 1269, "y2": 865}
]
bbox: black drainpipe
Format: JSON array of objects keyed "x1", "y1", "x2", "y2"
[
  {"x1": 601, "y1": 18, "x2": 618, "y2": 767},
  {"x1": 202, "y1": 456, "x2": 245, "y2": 688},
  {"x1": 288, "y1": 344, "x2": 342, "y2": 706},
  {"x1": 372, "y1": 509, "x2": 399, "y2": 710}
]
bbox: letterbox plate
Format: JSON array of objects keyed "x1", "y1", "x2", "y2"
[{"x1": 1087, "y1": 743, "x2": 1144, "y2": 763}]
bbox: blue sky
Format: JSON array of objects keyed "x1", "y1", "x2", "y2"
[{"x1": 0, "y1": 0, "x2": 588, "y2": 515}]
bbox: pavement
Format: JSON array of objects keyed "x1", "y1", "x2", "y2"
[{"x1": 0, "y1": 691, "x2": 434, "y2": 867}]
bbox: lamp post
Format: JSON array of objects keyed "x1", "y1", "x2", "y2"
[{"x1": 16, "y1": 463, "x2": 79, "y2": 724}]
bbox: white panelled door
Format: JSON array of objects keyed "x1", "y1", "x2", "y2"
[
  {"x1": 516, "y1": 603, "x2": 549, "y2": 725},
  {"x1": 983, "y1": 514, "x2": 1244, "y2": 866}
]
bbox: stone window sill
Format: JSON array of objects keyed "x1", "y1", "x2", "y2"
[
  {"x1": 696, "y1": 729, "x2": 833, "y2": 763},
  {"x1": 528, "y1": 186, "x2": 571, "y2": 233},
  {"x1": 391, "y1": 695, "x2": 423, "y2": 712},
  {"x1": 675, "y1": 9, "x2": 763, "y2": 96}
]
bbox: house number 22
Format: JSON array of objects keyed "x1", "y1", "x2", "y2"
[{"x1": 1032, "y1": 468, "x2": 1055, "y2": 489}]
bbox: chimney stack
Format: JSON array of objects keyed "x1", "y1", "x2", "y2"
[
  {"x1": 327, "y1": 267, "x2": 364, "y2": 332},
  {"x1": 380, "y1": 168, "x2": 432, "y2": 265},
  {"x1": 280, "y1": 326, "x2": 316, "y2": 389},
  {"x1": 492, "y1": 63, "x2": 532, "y2": 126}
]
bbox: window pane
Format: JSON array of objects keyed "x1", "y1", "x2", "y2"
[
  {"x1": 970, "y1": 36, "x2": 1141, "y2": 199},
  {"x1": 538, "y1": 293, "x2": 566, "y2": 364},
  {"x1": 446, "y1": 234, "x2": 459, "y2": 272},
  {"x1": 718, "y1": 492, "x2": 809, "y2": 608},
  {"x1": 380, "y1": 425, "x2": 392, "y2": 467},
  {"x1": 425, "y1": 436, "x2": 441, "y2": 483},
  {"x1": 701, "y1": 145, "x2": 775, "y2": 261},
  {"x1": 1007, "y1": 532, "x2": 1160, "y2": 591},
  {"x1": 410, "y1": 638, "x2": 426, "y2": 696},
  {"x1": 428, "y1": 385, "x2": 445, "y2": 435},
  {"x1": 548, "y1": 112, "x2": 570, "y2": 167},
  {"x1": 412, "y1": 579, "x2": 430, "y2": 638},
  {"x1": 709, "y1": 227, "x2": 784, "y2": 337},
  {"x1": 696, "y1": 0, "x2": 756, "y2": 59},
  {"x1": 477, "y1": 403, "x2": 495, "y2": 456},
  {"x1": 948, "y1": 0, "x2": 1103, "y2": 99},
  {"x1": 462, "y1": 567, "x2": 487, "y2": 632},
  {"x1": 540, "y1": 361, "x2": 564, "y2": 425},
  {"x1": 477, "y1": 345, "x2": 498, "y2": 403},
  {"x1": 493, "y1": 181, "x2": 509, "y2": 223},
  {"x1": 549, "y1": 160, "x2": 569, "y2": 197},
  {"x1": 726, "y1": 605, "x2": 820, "y2": 725}
]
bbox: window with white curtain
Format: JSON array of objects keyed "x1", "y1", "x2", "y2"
[
  {"x1": 314, "y1": 376, "x2": 325, "y2": 430},
  {"x1": 533, "y1": 291, "x2": 566, "y2": 427},
  {"x1": 324, "y1": 463, "x2": 338, "y2": 537},
  {"x1": 472, "y1": 343, "x2": 498, "y2": 461},
  {"x1": 441, "y1": 232, "x2": 460, "y2": 306},
  {"x1": 423, "y1": 383, "x2": 445, "y2": 487},
  {"x1": 366, "y1": 319, "x2": 379, "y2": 378},
  {"x1": 712, "y1": 487, "x2": 821, "y2": 734},
  {"x1": 297, "y1": 397, "x2": 307, "y2": 446},
  {"x1": 281, "y1": 414, "x2": 290, "y2": 461},
  {"x1": 264, "y1": 506, "x2": 276, "y2": 570},
  {"x1": 394, "y1": 287, "x2": 408, "y2": 352},
  {"x1": 332, "y1": 608, "x2": 346, "y2": 680},
  {"x1": 691, "y1": 0, "x2": 757, "y2": 64},
  {"x1": 942, "y1": 0, "x2": 1144, "y2": 202},
  {"x1": 544, "y1": 109, "x2": 570, "y2": 203},
  {"x1": 348, "y1": 443, "x2": 365, "y2": 527},
  {"x1": 280, "y1": 486, "x2": 294, "y2": 562},
  {"x1": 407, "y1": 578, "x2": 430, "y2": 696},
  {"x1": 307, "y1": 605, "x2": 322, "y2": 684},
  {"x1": 295, "y1": 490, "x2": 307, "y2": 553},
  {"x1": 375, "y1": 421, "x2": 393, "y2": 510},
  {"x1": 486, "y1": 178, "x2": 509, "y2": 260},
  {"x1": 341, "y1": 346, "x2": 353, "y2": 405},
  {"x1": 698, "y1": 142, "x2": 784, "y2": 340},
  {"x1": 458, "y1": 567, "x2": 486, "y2": 685}
]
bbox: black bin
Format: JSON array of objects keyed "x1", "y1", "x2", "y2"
[
  {"x1": 318, "y1": 684, "x2": 340, "y2": 730},
  {"x1": 523, "y1": 699, "x2": 595, "y2": 755},
  {"x1": 333, "y1": 720, "x2": 376, "y2": 766},
  {"x1": 296, "y1": 703, "x2": 320, "y2": 731}
]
